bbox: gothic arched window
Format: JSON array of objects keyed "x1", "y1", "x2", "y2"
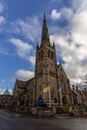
[
  {"x1": 51, "y1": 51, "x2": 53, "y2": 59},
  {"x1": 61, "y1": 80, "x2": 67, "y2": 93}
]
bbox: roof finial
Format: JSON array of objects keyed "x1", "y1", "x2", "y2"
[
  {"x1": 44, "y1": 11, "x2": 46, "y2": 21},
  {"x1": 53, "y1": 42, "x2": 55, "y2": 48}
]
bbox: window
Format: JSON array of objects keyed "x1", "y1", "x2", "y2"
[
  {"x1": 61, "y1": 80, "x2": 67, "y2": 93},
  {"x1": 48, "y1": 50, "x2": 54, "y2": 59},
  {"x1": 38, "y1": 50, "x2": 43, "y2": 59},
  {"x1": 51, "y1": 51, "x2": 53, "y2": 59}
]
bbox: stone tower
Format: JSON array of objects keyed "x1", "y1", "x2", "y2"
[{"x1": 35, "y1": 14, "x2": 59, "y2": 104}]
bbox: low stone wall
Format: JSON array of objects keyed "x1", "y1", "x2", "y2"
[
  {"x1": 70, "y1": 108, "x2": 87, "y2": 117},
  {"x1": 32, "y1": 107, "x2": 54, "y2": 117}
]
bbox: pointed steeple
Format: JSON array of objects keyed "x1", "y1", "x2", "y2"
[
  {"x1": 36, "y1": 42, "x2": 39, "y2": 48},
  {"x1": 53, "y1": 42, "x2": 55, "y2": 48},
  {"x1": 41, "y1": 13, "x2": 50, "y2": 45}
]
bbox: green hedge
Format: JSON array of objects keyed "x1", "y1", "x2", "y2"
[
  {"x1": 62, "y1": 105, "x2": 69, "y2": 113},
  {"x1": 62, "y1": 105, "x2": 87, "y2": 113},
  {"x1": 72, "y1": 105, "x2": 87, "y2": 109}
]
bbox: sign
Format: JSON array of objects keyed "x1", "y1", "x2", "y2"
[{"x1": 43, "y1": 86, "x2": 50, "y2": 93}]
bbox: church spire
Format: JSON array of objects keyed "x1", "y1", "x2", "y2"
[{"x1": 41, "y1": 13, "x2": 50, "y2": 45}]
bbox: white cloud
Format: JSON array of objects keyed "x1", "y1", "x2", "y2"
[
  {"x1": 51, "y1": 9, "x2": 61, "y2": 20},
  {"x1": 0, "y1": 3, "x2": 5, "y2": 25},
  {"x1": 10, "y1": 37, "x2": 33, "y2": 60},
  {"x1": 61, "y1": 7, "x2": 74, "y2": 21},
  {"x1": 10, "y1": 37, "x2": 36, "y2": 66},
  {"x1": 50, "y1": 32, "x2": 87, "y2": 84},
  {"x1": 0, "y1": 88, "x2": 5, "y2": 95},
  {"x1": 10, "y1": 38, "x2": 32, "y2": 51},
  {"x1": 50, "y1": 0, "x2": 87, "y2": 84},
  {"x1": 28, "y1": 56, "x2": 35, "y2": 66},
  {"x1": 15, "y1": 69, "x2": 34, "y2": 81},
  {"x1": 51, "y1": 8, "x2": 73, "y2": 21},
  {"x1": 10, "y1": 16, "x2": 41, "y2": 42},
  {"x1": 72, "y1": 0, "x2": 87, "y2": 12},
  {"x1": 0, "y1": 16, "x2": 5, "y2": 24}
]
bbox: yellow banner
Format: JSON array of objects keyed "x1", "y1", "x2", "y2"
[{"x1": 43, "y1": 86, "x2": 50, "y2": 92}]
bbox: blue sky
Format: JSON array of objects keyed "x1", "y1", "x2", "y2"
[{"x1": 0, "y1": 0, "x2": 87, "y2": 94}]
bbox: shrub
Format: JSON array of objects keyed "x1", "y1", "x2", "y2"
[{"x1": 63, "y1": 105, "x2": 69, "y2": 113}]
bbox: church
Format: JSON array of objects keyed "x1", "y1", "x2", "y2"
[{"x1": 13, "y1": 14, "x2": 72, "y2": 107}]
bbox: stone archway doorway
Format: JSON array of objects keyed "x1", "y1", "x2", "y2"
[{"x1": 62, "y1": 96, "x2": 67, "y2": 104}]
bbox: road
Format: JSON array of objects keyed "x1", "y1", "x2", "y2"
[{"x1": 0, "y1": 110, "x2": 87, "y2": 130}]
